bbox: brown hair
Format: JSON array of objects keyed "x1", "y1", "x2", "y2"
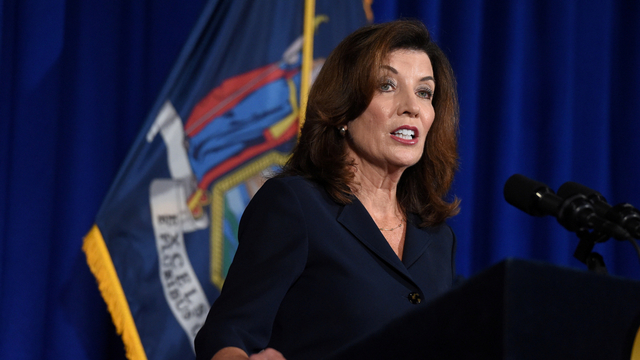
[{"x1": 280, "y1": 19, "x2": 460, "y2": 227}]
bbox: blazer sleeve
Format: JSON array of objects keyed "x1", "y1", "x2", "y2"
[{"x1": 194, "y1": 178, "x2": 309, "y2": 359}]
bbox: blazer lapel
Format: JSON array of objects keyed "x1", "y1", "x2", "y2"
[
  {"x1": 401, "y1": 214, "x2": 435, "y2": 268},
  {"x1": 336, "y1": 198, "x2": 415, "y2": 283}
]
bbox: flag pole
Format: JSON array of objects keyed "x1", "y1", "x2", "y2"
[{"x1": 299, "y1": 0, "x2": 316, "y2": 136}]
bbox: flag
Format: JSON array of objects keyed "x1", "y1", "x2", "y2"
[{"x1": 83, "y1": 1, "x2": 368, "y2": 359}]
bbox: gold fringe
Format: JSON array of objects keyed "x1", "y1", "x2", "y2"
[
  {"x1": 83, "y1": 224, "x2": 147, "y2": 360},
  {"x1": 632, "y1": 324, "x2": 640, "y2": 360}
]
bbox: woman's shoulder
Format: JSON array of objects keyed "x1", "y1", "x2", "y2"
[
  {"x1": 243, "y1": 175, "x2": 338, "y2": 222},
  {"x1": 246, "y1": 175, "x2": 327, "y2": 206},
  {"x1": 260, "y1": 175, "x2": 323, "y2": 195}
]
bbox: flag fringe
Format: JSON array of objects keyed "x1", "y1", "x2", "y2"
[
  {"x1": 632, "y1": 325, "x2": 640, "y2": 360},
  {"x1": 83, "y1": 224, "x2": 148, "y2": 360}
]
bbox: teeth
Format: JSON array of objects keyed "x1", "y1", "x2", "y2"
[{"x1": 393, "y1": 129, "x2": 415, "y2": 140}]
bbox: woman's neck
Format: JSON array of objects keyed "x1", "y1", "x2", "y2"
[
  {"x1": 351, "y1": 163, "x2": 407, "y2": 260},
  {"x1": 351, "y1": 162, "x2": 404, "y2": 221}
]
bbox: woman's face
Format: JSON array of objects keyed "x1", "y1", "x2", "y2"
[{"x1": 346, "y1": 49, "x2": 436, "y2": 174}]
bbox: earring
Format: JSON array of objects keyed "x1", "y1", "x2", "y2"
[{"x1": 339, "y1": 126, "x2": 347, "y2": 136}]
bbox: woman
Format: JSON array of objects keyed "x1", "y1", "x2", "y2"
[{"x1": 195, "y1": 19, "x2": 460, "y2": 360}]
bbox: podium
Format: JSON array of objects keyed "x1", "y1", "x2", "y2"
[{"x1": 331, "y1": 259, "x2": 640, "y2": 359}]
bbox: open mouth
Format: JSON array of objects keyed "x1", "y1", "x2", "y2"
[{"x1": 392, "y1": 128, "x2": 415, "y2": 140}]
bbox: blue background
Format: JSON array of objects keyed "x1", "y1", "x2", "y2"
[{"x1": 2, "y1": 0, "x2": 640, "y2": 359}]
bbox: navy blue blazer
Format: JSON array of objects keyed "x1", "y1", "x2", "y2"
[{"x1": 195, "y1": 176, "x2": 457, "y2": 360}]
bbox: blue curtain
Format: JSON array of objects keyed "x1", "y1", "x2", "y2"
[
  {"x1": 0, "y1": 1, "x2": 206, "y2": 358},
  {"x1": 1, "y1": 1, "x2": 639, "y2": 359}
]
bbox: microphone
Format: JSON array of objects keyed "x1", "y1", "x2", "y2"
[
  {"x1": 504, "y1": 174, "x2": 630, "y2": 240},
  {"x1": 558, "y1": 181, "x2": 640, "y2": 239},
  {"x1": 503, "y1": 174, "x2": 562, "y2": 217}
]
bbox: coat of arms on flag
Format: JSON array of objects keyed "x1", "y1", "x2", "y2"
[{"x1": 83, "y1": 1, "x2": 368, "y2": 359}]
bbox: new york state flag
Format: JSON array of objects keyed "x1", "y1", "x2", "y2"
[{"x1": 82, "y1": 1, "x2": 368, "y2": 359}]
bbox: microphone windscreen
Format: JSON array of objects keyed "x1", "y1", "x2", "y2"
[{"x1": 503, "y1": 174, "x2": 549, "y2": 216}]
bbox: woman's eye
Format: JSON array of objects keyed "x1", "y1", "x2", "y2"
[
  {"x1": 379, "y1": 80, "x2": 395, "y2": 92},
  {"x1": 417, "y1": 88, "x2": 434, "y2": 100}
]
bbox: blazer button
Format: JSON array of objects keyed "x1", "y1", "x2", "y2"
[{"x1": 408, "y1": 292, "x2": 421, "y2": 304}]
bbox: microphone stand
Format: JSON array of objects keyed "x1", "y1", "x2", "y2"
[
  {"x1": 556, "y1": 194, "x2": 631, "y2": 275},
  {"x1": 573, "y1": 228, "x2": 609, "y2": 275},
  {"x1": 574, "y1": 202, "x2": 640, "y2": 272}
]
